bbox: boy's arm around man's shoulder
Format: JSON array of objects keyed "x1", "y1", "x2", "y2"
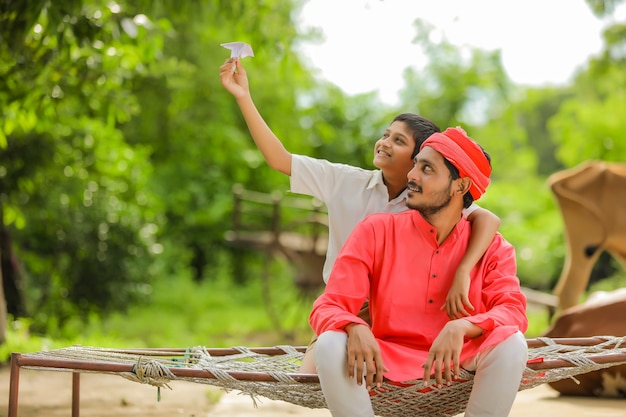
[{"x1": 462, "y1": 234, "x2": 528, "y2": 334}]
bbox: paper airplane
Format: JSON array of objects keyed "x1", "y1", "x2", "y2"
[{"x1": 221, "y1": 42, "x2": 254, "y2": 59}]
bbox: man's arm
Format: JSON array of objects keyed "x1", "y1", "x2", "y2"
[
  {"x1": 309, "y1": 217, "x2": 377, "y2": 334},
  {"x1": 309, "y1": 218, "x2": 379, "y2": 383}
]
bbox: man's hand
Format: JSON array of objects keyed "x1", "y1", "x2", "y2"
[
  {"x1": 345, "y1": 323, "x2": 388, "y2": 390},
  {"x1": 422, "y1": 320, "x2": 482, "y2": 388}
]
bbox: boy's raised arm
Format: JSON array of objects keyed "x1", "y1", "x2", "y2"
[{"x1": 220, "y1": 57, "x2": 292, "y2": 175}]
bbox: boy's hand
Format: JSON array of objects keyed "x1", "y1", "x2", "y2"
[
  {"x1": 219, "y1": 58, "x2": 249, "y2": 99},
  {"x1": 441, "y1": 271, "x2": 474, "y2": 319}
]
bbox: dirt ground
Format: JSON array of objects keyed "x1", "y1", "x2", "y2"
[{"x1": 1, "y1": 365, "x2": 624, "y2": 417}]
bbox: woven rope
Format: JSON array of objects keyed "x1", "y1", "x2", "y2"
[
  {"x1": 20, "y1": 336, "x2": 626, "y2": 417},
  {"x1": 120, "y1": 358, "x2": 175, "y2": 389}
]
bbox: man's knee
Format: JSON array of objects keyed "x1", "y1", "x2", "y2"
[
  {"x1": 314, "y1": 331, "x2": 347, "y2": 371},
  {"x1": 505, "y1": 331, "x2": 528, "y2": 360},
  {"x1": 489, "y1": 331, "x2": 528, "y2": 369}
]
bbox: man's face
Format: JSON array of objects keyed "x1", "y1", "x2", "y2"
[{"x1": 406, "y1": 146, "x2": 455, "y2": 215}]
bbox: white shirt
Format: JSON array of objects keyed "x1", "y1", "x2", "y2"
[{"x1": 290, "y1": 154, "x2": 479, "y2": 283}]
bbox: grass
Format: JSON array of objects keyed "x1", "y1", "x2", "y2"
[{"x1": 0, "y1": 270, "x2": 316, "y2": 361}]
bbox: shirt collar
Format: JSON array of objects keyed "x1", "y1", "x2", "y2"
[
  {"x1": 368, "y1": 170, "x2": 410, "y2": 204},
  {"x1": 366, "y1": 169, "x2": 386, "y2": 190}
]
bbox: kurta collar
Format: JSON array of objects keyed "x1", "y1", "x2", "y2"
[{"x1": 409, "y1": 210, "x2": 468, "y2": 247}]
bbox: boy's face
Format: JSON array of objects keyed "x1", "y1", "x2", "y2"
[{"x1": 372, "y1": 121, "x2": 416, "y2": 177}]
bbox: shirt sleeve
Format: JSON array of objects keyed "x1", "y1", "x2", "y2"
[{"x1": 290, "y1": 154, "x2": 336, "y2": 202}]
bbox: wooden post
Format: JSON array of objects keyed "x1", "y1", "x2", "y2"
[
  {"x1": 232, "y1": 184, "x2": 244, "y2": 233},
  {"x1": 8, "y1": 353, "x2": 21, "y2": 417},
  {"x1": 270, "y1": 191, "x2": 282, "y2": 242},
  {"x1": 310, "y1": 199, "x2": 324, "y2": 251},
  {"x1": 72, "y1": 372, "x2": 81, "y2": 417}
]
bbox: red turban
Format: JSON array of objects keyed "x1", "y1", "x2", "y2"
[{"x1": 420, "y1": 127, "x2": 491, "y2": 200}]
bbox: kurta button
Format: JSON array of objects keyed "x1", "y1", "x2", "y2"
[
  {"x1": 435, "y1": 250, "x2": 439, "y2": 254},
  {"x1": 428, "y1": 299, "x2": 433, "y2": 303},
  {"x1": 432, "y1": 274, "x2": 437, "y2": 278}
]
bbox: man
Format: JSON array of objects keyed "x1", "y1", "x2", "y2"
[{"x1": 309, "y1": 127, "x2": 528, "y2": 417}]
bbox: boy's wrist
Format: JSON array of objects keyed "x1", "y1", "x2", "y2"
[{"x1": 455, "y1": 263, "x2": 472, "y2": 274}]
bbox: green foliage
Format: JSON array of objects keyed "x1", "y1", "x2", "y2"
[
  {"x1": 525, "y1": 310, "x2": 553, "y2": 339},
  {"x1": 500, "y1": 87, "x2": 571, "y2": 175},
  {"x1": 400, "y1": 19, "x2": 513, "y2": 128},
  {"x1": 116, "y1": 0, "x2": 317, "y2": 285},
  {"x1": 0, "y1": 317, "x2": 53, "y2": 361},
  {"x1": 1, "y1": 0, "x2": 625, "y2": 348},
  {"x1": 549, "y1": 17, "x2": 626, "y2": 165},
  {"x1": 0, "y1": 259, "x2": 314, "y2": 362},
  {"x1": 482, "y1": 180, "x2": 566, "y2": 290},
  {"x1": 585, "y1": 0, "x2": 625, "y2": 17},
  {"x1": 0, "y1": 314, "x2": 141, "y2": 361},
  {"x1": 549, "y1": 81, "x2": 626, "y2": 165},
  {"x1": 0, "y1": 0, "x2": 177, "y2": 325}
]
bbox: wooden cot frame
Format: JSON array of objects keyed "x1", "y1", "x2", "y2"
[{"x1": 7, "y1": 337, "x2": 626, "y2": 417}]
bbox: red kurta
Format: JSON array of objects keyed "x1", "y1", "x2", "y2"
[{"x1": 309, "y1": 210, "x2": 528, "y2": 382}]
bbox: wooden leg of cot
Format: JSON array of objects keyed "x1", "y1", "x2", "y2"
[
  {"x1": 8, "y1": 353, "x2": 21, "y2": 417},
  {"x1": 72, "y1": 372, "x2": 80, "y2": 417}
]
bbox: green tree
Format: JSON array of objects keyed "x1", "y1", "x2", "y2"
[
  {"x1": 549, "y1": 23, "x2": 626, "y2": 165},
  {"x1": 120, "y1": 0, "x2": 386, "y2": 284},
  {"x1": 0, "y1": 0, "x2": 175, "y2": 332}
]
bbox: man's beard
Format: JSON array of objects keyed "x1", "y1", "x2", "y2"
[{"x1": 406, "y1": 181, "x2": 453, "y2": 216}]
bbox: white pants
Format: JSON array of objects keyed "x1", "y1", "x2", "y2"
[{"x1": 314, "y1": 330, "x2": 528, "y2": 417}]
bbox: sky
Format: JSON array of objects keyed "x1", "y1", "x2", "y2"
[{"x1": 295, "y1": 0, "x2": 625, "y2": 105}]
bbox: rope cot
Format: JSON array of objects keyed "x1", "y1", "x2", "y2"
[{"x1": 8, "y1": 336, "x2": 626, "y2": 417}]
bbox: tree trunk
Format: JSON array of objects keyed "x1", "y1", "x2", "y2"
[
  {"x1": 0, "y1": 246, "x2": 6, "y2": 345},
  {"x1": 0, "y1": 204, "x2": 27, "y2": 319}
]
